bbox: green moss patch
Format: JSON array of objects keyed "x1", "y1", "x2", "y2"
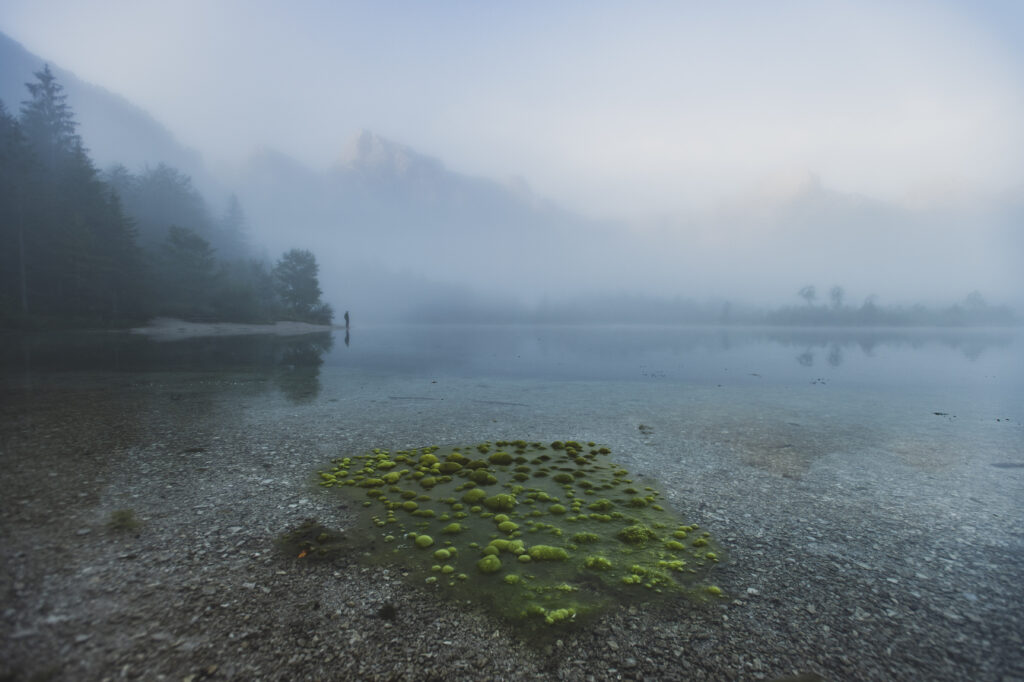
[{"x1": 318, "y1": 440, "x2": 723, "y2": 628}]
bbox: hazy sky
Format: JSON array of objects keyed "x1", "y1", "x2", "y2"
[{"x1": 2, "y1": 0, "x2": 1023, "y2": 221}]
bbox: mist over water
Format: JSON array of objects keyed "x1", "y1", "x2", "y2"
[
  {"x1": 2, "y1": 3, "x2": 1023, "y2": 678},
  {"x1": 3, "y1": 3, "x2": 1023, "y2": 320},
  {"x1": 319, "y1": 324, "x2": 1021, "y2": 389},
  {"x1": 5, "y1": 325, "x2": 1020, "y2": 409},
  {"x1": 235, "y1": 143, "x2": 1024, "y2": 320}
]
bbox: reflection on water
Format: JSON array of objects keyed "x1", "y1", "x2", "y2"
[
  {"x1": 318, "y1": 324, "x2": 1020, "y2": 481},
  {"x1": 324, "y1": 324, "x2": 1021, "y2": 388},
  {"x1": 274, "y1": 334, "x2": 334, "y2": 403},
  {"x1": 1, "y1": 323, "x2": 1019, "y2": 490},
  {"x1": 0, "y1": 330, "x2": 334, "y2": 405},
  {"x1": 769, "y1": 327, "x2": 1014, "y2": 368},
  {"x1": 2, "y1": 324, "x2": 1020, "y2": 402}
]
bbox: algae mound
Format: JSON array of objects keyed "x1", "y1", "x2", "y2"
[{"x1": 318, "y1": 440, "x2": 723, "y2": 627}]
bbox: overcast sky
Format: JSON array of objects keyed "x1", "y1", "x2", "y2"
[{"x1": 2, "y1": 0, "x2": 1024, "y2": 223}]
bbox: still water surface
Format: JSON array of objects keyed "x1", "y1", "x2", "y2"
[
  {"x1": 330, "y1": 324, "x2": 1021, "y2": 388},
  {"x1": 4, "y1": 323, "x2": 1020, "y2": 479},
  {"x1": 4, "y1": 323, "x2": 1021, "y2": 417}
]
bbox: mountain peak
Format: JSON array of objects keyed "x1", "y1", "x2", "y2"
[{"x1": 337, "y1": 129, "x2": 443, "y2": 178}]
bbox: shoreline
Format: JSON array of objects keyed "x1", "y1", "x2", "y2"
[{"x1": 129, "y1": 317, "x2": 337, "y2": 341}]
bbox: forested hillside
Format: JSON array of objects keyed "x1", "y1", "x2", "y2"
[{"x1": 0, "y1": 67, "x2": 332, "y2": 329}]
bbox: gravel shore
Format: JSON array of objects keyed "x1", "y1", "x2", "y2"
[{"x1": 2, "y1": 364, "x2": 1021, "y2": 681}]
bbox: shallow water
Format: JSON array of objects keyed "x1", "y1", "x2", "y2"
[
  {"x1": 6, "y1": 324, "x2": 1020, "y2": 551},
  {"x1": 2, "y1": 324, "x2": 1022, "y2": 678},
  {"x1": 4, "y1": 324, "x2": 1021, "y2": 473}
]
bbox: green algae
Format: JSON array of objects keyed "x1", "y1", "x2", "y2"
[
  {"x1": 317, "y1": 440, "x2": 723, "y2": 628},
  {"x1": 584, "y1": 555, "x2": 613, "y2": 570},
  {"x1": 107, "y1": 508, "x2": 142, "y2": 531},
  {"x1": 617, "y1": 524, "x2": 657, "y2": 545},
  {"x1": 528, "y1": 544, "x2": 570, "y2": 561}
]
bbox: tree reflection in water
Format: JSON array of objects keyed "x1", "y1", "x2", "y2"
[
  {"x1": 0, "y1": 329, "x2": 337, "y2": 405},
  {"x1": 273, "y1": 332, "x2": 333, "y2": 403}
]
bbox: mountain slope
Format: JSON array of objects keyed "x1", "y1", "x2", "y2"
[
  {"x1": 0, "y1": 31, "x2": 209, "y2": 186},
  {"x1": 232, "y1": 131, "x2": 632, "y2": 318},
  {"x1": 331, "y1": 131, "x2": 603, "y2": 269}
]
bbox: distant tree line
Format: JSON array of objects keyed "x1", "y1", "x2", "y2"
[
  {"x1": 765, "y1": 285, "x2": 1015, "y2": 327},
  {"x1": 399, "y1": 287, "x2": 1016, "y2": 326},
  {"x1": 0, "y1": 66, "x2": 332, "y2": 329}
]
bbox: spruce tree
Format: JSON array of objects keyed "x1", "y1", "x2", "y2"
[
  {"x1": 19, "y1": 65, "x2": 77, "y2": 173},
  {"x1": 0, "y1": 101, "x2": 35, "y2": 319},
  {"x1": 10, "y1": 66, "x2": 145, "y2": 324}
]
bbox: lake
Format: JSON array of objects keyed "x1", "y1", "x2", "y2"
[
  {"x1": 1, "y1": 324, "x2": 1021, "y2": 680},
  {"x1": 8, "y1": 324, "x2": 1018, "y2": 470}
]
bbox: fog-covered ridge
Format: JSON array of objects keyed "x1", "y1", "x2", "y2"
[
  {"x1": 0, "y1": 23, "x2": 1020, "y2": 325},
  {"x1": 0, "y1": 31, "x2": 213, "y2": 193}
]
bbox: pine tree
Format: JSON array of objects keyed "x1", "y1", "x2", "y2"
[
  {"x1": 19, "y1": 65, "x2": 77, "y2": 173},
  {"x1": 0, "y1": 100, "x2": 35, "y2": 319},
  {"x1": 8, "y1": 67, "x2": 146, "y2": 324},
  {"x1": 216, "y1": 194, "x2": 249, "y2": 259}
]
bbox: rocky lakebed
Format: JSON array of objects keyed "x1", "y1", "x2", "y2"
[{"x1": 2, "y1": 341, "x2": 1022, "y2": 681}]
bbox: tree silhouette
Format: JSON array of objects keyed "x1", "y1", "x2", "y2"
[
  {"x1": 119, "y1": 163, "x2": 212, "y2": 248},
  {"x1": 156, "y1": 226, "x2": 218, "y2": 319},
  {"x1": 1, "y1": 68, "x2": 145, "y2": 323},
  {"x1": 273, "y1": 249, "x2": 333, "y2": 324},
  {"x1": 829, "y1": 285, "x2": 844, "y2": 309},
  {"x1": 19, "y1": 65, "x2": 77, "y2": 173},
  {"x1": 0, "y1": 100, "x2": 34, "y2": 317},
  {"x1": 216, "y1": 194, "x2": 249, "y2": 259},
  {"x1": 1, "y1": 68, "x2": 333, "y2": 328}
]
